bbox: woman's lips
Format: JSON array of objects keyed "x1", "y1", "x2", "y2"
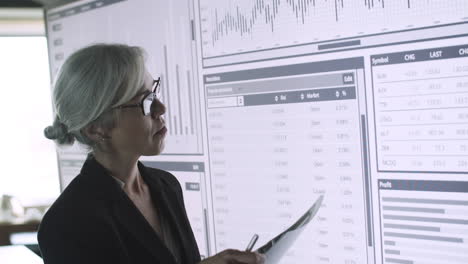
[{"x1": 155, "y1": 126, "x2": 167, "y2": 136}]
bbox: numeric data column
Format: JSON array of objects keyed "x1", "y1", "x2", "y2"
[{"x1": 372, "y1": 44, "x2": 468, "y2": 173}]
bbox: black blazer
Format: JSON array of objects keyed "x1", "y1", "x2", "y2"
[{"x1": 38, "y1": 156, "x2": 201, "y2": 264}]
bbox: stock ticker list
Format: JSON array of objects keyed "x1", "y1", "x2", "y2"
[
  {"x1": 204, "y1": 58, "x2": 371, "y2": 263},
  {"x1": 372, "y1": 44, "x2": 468, "y2": 173}
]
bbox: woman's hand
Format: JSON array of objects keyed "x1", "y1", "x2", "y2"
[{"x1": 199, "y1": 249, "x2": 266, "y2": 264}]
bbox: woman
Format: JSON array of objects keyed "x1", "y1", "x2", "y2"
[{"x1": 40, "y1": 44, "x2": 265, "y2": 264}]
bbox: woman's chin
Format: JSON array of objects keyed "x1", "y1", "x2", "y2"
[
  {"x1": 141, "y1": 140, "x2": 165, "y2": 156},
  {"x1": 156, "y1": 143, "x2": 165, "y2": 155},
  {"x1": 151, "y1": 142, "x2": 165, "y2": 156}
]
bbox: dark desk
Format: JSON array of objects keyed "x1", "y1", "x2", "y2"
[{"x1": 0, "y1": 221, "x2": 40, "y2": 246}]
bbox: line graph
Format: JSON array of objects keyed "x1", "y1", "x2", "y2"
[{"x1": 199, "y1": 0, "x2": 468, "y2": 58}]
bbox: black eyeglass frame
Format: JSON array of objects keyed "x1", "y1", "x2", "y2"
[{"x1": 115, "y1": 77, "x2": 161, "y2": 116}]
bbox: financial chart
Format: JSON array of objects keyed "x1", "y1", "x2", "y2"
[
  {"x1": 205, "y1": 58, "x2": 370, "y2": 263},
  {"x1": 372, "y1": 45, "x2": 468, "y2": 173},
  {"x1": 45, "y1": 0, "x2": 468, "y2": 263},
  {"x1": 47, "y1": 0, "x2": 203, "y2": 156},
  {"x1": 199, "y1": 0, "x2": 468, "y2": 57},
  {"x1": 378, "y1": 180, "x2": 468, "y2": 264}
]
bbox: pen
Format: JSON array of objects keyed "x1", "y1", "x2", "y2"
[{"x1": 245, "y1": 234, "x2": 259, "y2": 252}]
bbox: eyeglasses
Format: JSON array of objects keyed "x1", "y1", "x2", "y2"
[{"x1": 115, "y1": 77, "x2": 161, "y2": 116}]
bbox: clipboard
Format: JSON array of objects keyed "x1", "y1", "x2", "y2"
[{"x1": 255, "y1": 195, "x2": 324, "y2": 263}]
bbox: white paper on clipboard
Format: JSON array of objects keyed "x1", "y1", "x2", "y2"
[{"x1": 255, "y1": 195, "x2": 324, "y2": 264}]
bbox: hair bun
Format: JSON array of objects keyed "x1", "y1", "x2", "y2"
[{"x1": 44, "y1": 117, "x2": 75, "y2": 145}]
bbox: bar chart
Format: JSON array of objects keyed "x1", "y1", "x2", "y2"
[
  {"x1": 148, "y1": 0, "x2": 204, "y2": 154},
  {"x1": 46, "y1": 0, "x2": 204, "y2": 155},
  {"x1": 378, "y1": 180, "x2": 468, "y2": 264},
  {"x1": 160, "y1": 41, "x2": 203, "y2": 154}
]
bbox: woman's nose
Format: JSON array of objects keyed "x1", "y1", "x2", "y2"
[{"x1": 151, "y1": 99, "x2": 166, "y2": 119}]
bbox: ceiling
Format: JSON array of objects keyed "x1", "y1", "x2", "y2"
[
  {"x1": 0, "y1": 0, "x2": 76, "y2": 8},
  {"x1": 0, "y1": 0, "x2": 42, "y2": 7}
]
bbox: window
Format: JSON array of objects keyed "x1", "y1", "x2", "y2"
[{"x1": 0, "y1": 36, "x2": 60, "y2": 207}]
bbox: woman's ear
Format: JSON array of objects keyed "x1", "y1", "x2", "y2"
[{"x1": 82, "y1": 124, "x2": 110, "y2": 143}]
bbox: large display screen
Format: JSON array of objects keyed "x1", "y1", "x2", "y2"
[{"x1": 45, "y1": 0, "x2": 468, "y2": 263}]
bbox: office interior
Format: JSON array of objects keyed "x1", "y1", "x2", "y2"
[{"x1": 0, "y1": 0, "x2": 467, "y2": 263}]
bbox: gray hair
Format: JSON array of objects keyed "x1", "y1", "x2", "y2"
[{"x1": 44, "y1": 43, "x2": 147, "y2": 147}]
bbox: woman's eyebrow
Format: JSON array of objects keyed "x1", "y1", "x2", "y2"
[
  {"x1": 131, "y1": 89, "x2": 150, "y2": 102},
  {"x1": 132, "y1": 80, "x2": 155, "y2": 99},
  {"x1": 135, "y1": 89, "x2": 149, "y2": 97}
]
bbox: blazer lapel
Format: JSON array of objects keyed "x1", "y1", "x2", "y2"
[
  {"x1": 110, "y1": 194, "x2": 176, "y2": 263},
  {"x1": 141, "y1": 164, "x2": 199, "y2": 263},
  {"x1": 81, "y1": 156, "x2": 177, "y2": 263}
]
